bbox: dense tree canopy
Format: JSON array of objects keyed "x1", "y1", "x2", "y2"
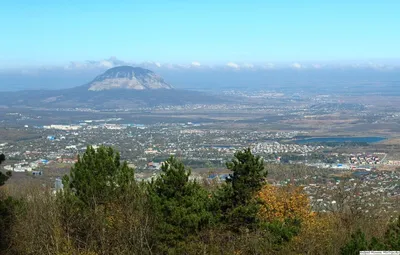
[
  {"x1": 383, "y1": 215, "x2": 400, "y2": 250},
  {"x1": 0, "y1": 153, "x2": 17, "y2": 253},
  {"x1": 214, "y1": 148, "x2": 268, "y2": 229},
  {"x1": 62, "y1": 146, "x2": 135, "y2": 207},
  {"x1": 257, "y1": 184, "x2": 312, "y2": 223},
  {"x1": 149, "y1": 156, "x2": 212, "y2": 252},
  {"x1": 0, "y1": 154, "x2": 11, "y2": 186},
  {"x1": 226, "y1": 148, "x2": 267, "y2": 206},
  {"x1": 1, "y1": 146, "x2": 400, "y2": 254}
]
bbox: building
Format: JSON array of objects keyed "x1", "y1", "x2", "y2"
[{"x1": 47, "y1": 136, "x2": 55, "y2": 141}]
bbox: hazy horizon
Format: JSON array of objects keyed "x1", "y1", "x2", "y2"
[
  {"x1": 1, "y1": 59, "x2": 399, "y2": 92},
  {"x1": 1, "y1": 1, "x2": 400, "y2": 91}
]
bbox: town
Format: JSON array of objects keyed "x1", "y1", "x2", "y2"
[{"x1": 1, "y1": 114, "x2": 400, "y2": 212}]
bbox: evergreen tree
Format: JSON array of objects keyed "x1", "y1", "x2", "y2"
[
  {"x1": 215, "y1": 148, "x2": 267, "y2": 229},
  {"x1": 341, "y1": 215, "x2": 400, "y2": 253},
  {"x1": 148, "y1": 156, "x2": 211, "y2": 251},
  {"x1": 369, "y1": 236, "x2": 386, "y2": 251},
  {"x1": 0, "y1": 154, "x2": 11, "y2": 186},
  {"x1": 0, "y1": 154, "x2": 4, "y2": 164},
  {"x1": 340, "y1": 229, "x2": 369, "y2": 255},
  {"x1": 340, "y1": 229, "x2": 387, "y2": 254},
  {"x1": 0, "y1": 196, "x2": 20, "y2": 253},
  {"x1": 383, "y1": 215, "x2": 400, "y2": 250},
  {"x1": 62, "y1": 146, "x2": 135, "y2": 207},
  {"x1": 226, "y1": 148, "x2": 267, "y2": 207},
  {"x1": 0, "y1": 153, "x2": 18, "y2": 253}
]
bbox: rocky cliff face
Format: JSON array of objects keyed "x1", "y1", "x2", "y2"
[{"x1": 87, "y1": 66, "x2": 173, "y2": 91}]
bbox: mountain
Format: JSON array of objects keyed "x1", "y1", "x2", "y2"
[
  {"x1": 86, "y1": 66, "x2": 173, "y2": 91},
  {"x1": 2, "y1": 57, "x2": 400, "y2": 92},
  {"x1": 0, "y1": 66, "x2": 225, "y2": 109}
]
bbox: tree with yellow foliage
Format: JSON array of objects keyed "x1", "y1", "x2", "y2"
[
  {"x1": 290, "y1": 212, "x2": 345, "y2": 254},
  {"x1": 256, "y1": 184, "x2": 313, "y2": 246},
  {"x1": 257, "y1": 184, "x2": 312, "y2": 223}
]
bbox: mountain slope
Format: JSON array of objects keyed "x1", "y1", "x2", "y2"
[{"x1": 85, "y1": 66, "x2": 173, "y2": 91}]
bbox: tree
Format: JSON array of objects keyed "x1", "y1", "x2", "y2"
[
  {"x1": 0, "y1": 154, "x2": 11, "y2": 186},
  {"x1": 58, "y1": 146, "x2": 147, "y2": 253},
  {"x1": 340, "y1": 229, "x2": 369, "y2": 255},
  {"x1": 0, "y1": 154, "x2": 5, "y2": 164},
  {"x1": 341, "y1": 229, "x2": 387, "y2": 255},
  {"x1": 383, "y1": 215, "x2": 400, "y2": 250},
  {"x1": 255, "y1": 184, "x2": 311, "y2": 248},
  {"x1": 0, "y1": 153, "x2": 18, "y2": 253},
  {"x1": 215, "y1": 148, "x2": 267, "y2": 229},
  {"x1": 257, "y1": 184, "x2": 312, "y2": 223},
  {"x1": 148, "y1": 156, "x2": 212, "y2": 252},
  {"x1": 0, "y1": 196, "x2": 20, "y2": 253},
  {"x1": 226, "y1": 148, "x2": 267, "y2": 206},
  {"x1": 62, "y1": 146, "x2": 135, "y2": 207},
  {"x1": 289, "y1": 213, "x2": 342, "y2": 254}
]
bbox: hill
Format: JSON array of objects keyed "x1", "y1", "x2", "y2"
[{"x1": 85, "y1": 66, "x2": 173, "y2": 91}]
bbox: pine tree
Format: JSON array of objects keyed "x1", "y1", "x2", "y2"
[
  {"x1": 214, "y1": 148, "x2": 267, "y2": 229},
  {"x1": 148, "y1": 156, "x2": 211, "y2": 251},
  {"x1": 62, "y1": 146, "x2": 135, "y2": 207},
  {"x1": 340, "y1": 229, "x2": 369, "y2": 255},
  {"x1": 0, "y1": 153, "x2": 18, "y2": 253},
  {"x1": 383, "y1": 215, "x2": 400, "y2": 250},
  {"x1": 0, "y1": 154, "x2": 11, "y2": 186},
  {"x1": 226, "y1": 148, "x2": 267, "y2": 207},
  {"x1": 340, "y1": 229, "x2": 387, "y2": 254},
  {"x1": 0, "y1": 154, "x2": 4, "y2": 164}
]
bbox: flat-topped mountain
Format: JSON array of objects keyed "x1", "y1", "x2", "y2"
[
  {"x1": 0, "y1": 66, "x2": 227, "y2": 109},
  {"x1": 86, "y1": 66, "x2": 173, "y2": 91}
]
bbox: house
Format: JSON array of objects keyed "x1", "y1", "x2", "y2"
[{"x1": 147, "y1": 161, "x2": 162, "y2": 170}]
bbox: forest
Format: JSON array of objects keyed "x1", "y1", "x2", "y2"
[{"x1": 0, "y1": 147, "x2": 399, "y2": 255}]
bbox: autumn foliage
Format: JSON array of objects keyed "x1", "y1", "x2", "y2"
[
  {"x1": 257, "y1": 184, "x2": 313, "y2": 223},
  {"x1": 1, "y1": 147, "x2": 400, "y2": 254}
]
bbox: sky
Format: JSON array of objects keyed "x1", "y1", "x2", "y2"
[{"x1": 1, "y1": 0, "x2": 400, "y2": 67}]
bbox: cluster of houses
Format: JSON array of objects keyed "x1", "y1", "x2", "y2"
[
  {"x1": 252, "y1": 141, "x2": 323, "y2": 155},
  {"x1": 293, "y1": 170, "x2": 400, "y2": 214},
  {"x1": 43, "y1": 125, "x2": 82, "y2": 131},
  {"x1": 387, "y1": 160, "x2": 400, "y2": 166},
  {"x1": 349, "y1": 153, "x2": 384, "y2": 165},
  {"x1": 2, "y1": 159, "x2": 48, "y2": 175}
]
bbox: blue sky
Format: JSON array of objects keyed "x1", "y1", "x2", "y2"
[{"x1": 1, "y1": 0, "x2": 400, "y2": 67}]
